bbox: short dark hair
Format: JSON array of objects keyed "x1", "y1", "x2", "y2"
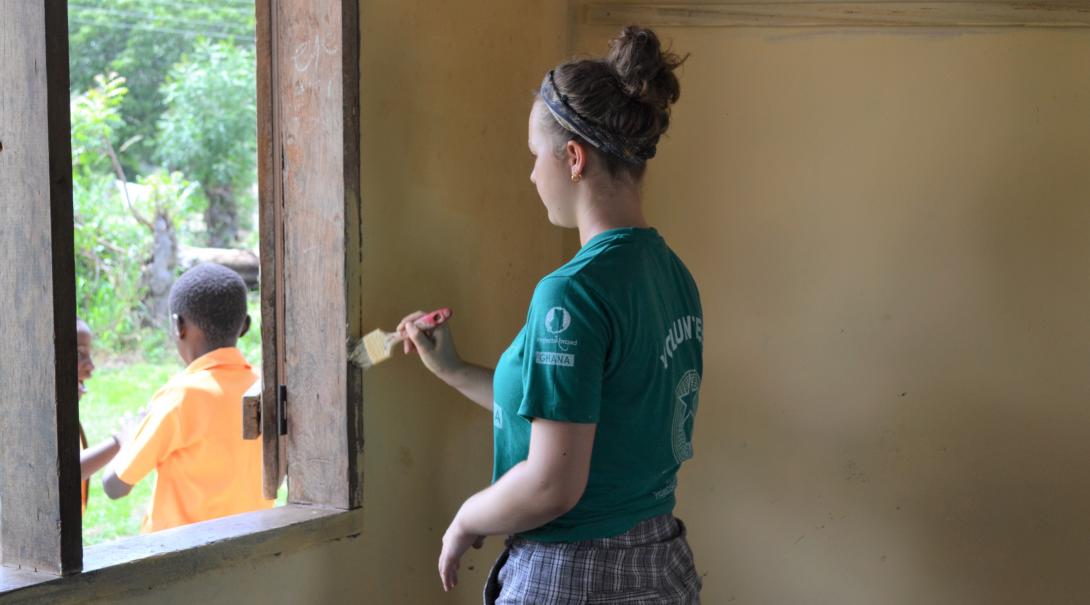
[
  {"x1": 539, "y1": 26, "x2": 686, "y2": 180},
  {"x1": 168, "y1": 263, "x2": 248, "y2": 349}
]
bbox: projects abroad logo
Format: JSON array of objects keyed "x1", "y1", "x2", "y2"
[
  {"x1": 539, "y1": 306, "x2": 579, "y2": 352},
  {"x1": 545, "y1": 307, "x2": 571, "y2": 334}
]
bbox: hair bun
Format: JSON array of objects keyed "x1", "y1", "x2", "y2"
[{"x1": 606, "y1": 26, "x2": 685, "y2": 109}]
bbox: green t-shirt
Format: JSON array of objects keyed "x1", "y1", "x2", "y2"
[{"x1": 492, "y1": 227, "x2": 703, "y2": 542}]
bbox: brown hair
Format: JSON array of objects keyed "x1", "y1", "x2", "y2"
[{"x1": 540, "y1": 26, "x2": 687, "y2": 180}]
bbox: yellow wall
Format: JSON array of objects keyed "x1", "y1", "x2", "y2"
[
  {"x1": 571, "y1": 17, "x2": 1090, "y2": 605},
  {"x1": 352, "y1": 1, "x2": 571, "y2": 602},
  {"x1": 91, "y1": 4, "x2": 1090, "y2": 605}
]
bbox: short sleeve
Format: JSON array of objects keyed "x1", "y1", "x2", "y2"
[
  {"x1": 112, "y1": 386, "x2": 187, "y2": 486},
  {"x1": 517, "y1": 276, "x2": 610, "y2": 423}
]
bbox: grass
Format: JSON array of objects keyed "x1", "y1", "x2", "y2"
[{"x1": 81, "y1": 340, "x2": 285, "y2": 546}]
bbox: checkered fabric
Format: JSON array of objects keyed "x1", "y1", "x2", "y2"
[{"x1": 483, "y1": 515, "x2": 701, "y2": 604}]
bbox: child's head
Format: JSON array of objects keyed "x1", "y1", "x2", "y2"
[
  {"x1": 168, "y1": 263, "x2": 250, "y2": 363},
  {"x1": 76, "y1": 318, "x2": 95, "y2": 398}
]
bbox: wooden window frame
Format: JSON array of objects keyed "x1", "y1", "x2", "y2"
[
  {"x1": 0, "y1": 0, "x2": 362, "y2": 598},
  {"x1": 583, "y1": 2, "x2": 1090, "y2": 29}
]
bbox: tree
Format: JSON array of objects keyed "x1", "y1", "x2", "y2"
[
  {"x1": 71, "y1": 74, "x2": 202, "y2": 349},
  {"x1": 156, "y1": 40, "x2": 257, "y2": 247},
  {"x1": 68, "y1": 1, "x2": 255, "y2": 178},
  {"x1": 70, "y1": 74, "x2": 148, "y2": 350}
]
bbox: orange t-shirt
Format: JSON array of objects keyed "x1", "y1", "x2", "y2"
[{"x1": 112, "y1": 348, "x2": 272, "y2": 532}]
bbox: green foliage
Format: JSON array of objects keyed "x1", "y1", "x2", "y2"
[
  {"x1": 157, "y1": 40, "x2": 256, "y2": 195},
  {"x1": 71, "y1": 76, "x2": 147, "y2": 351},
  {"x1": 98, "y1": 169, "x2": 205, "y2": 357},
  {"x1": 137, "y1": 169, "x2": 206, "y2": 240},
  {"x1": 157, "y1": 39, "x2": 258, "y2": 245},
  {"x1": 68, "y1": 1, "x2": 256, "y2": 176},
  {"x1": 70, "y1": 74, "x2": 210, "y2": 353},
  {"x1": 70, "y1": 73, "x2": 127, "y2": 178}
]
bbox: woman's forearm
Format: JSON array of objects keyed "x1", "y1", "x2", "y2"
[
  {"x1": 452, "y1": 460, "x2": 574, "y2": 537},
  {"x1": 439, "y1": 362, "x2": 495, "y2": 411},
  {"x1": 454, "y1": 419, "x2": 595, "y2": 537}
]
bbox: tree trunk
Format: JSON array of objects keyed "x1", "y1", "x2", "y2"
[
  {"x1": 204, "y1": 184, "x2": 239, "y2": 247},
  {"x1": 143, "y1": 210, "x2": 178, "y2": 328},
  {"x1": 177, "y1": 245, "x2": 259, "y2": 290}
]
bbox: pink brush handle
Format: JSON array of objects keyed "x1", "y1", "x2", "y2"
[{"x1": 412, "y1": 307, "x2": 453, "y2": 330}]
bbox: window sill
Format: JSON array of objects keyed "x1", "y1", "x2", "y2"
[{"x1": 0, "y1": 504, "x2": 360, "y2": 602}]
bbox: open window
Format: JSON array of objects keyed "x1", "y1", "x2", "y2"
[{"x1": 0, "y1": 0, "x2": 361, "y2": 593}]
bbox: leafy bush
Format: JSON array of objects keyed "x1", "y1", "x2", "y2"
[
  {"x1": 158, "y1": 40, "x2": 257, "y2": 247},
  {"x1": 69, "y1": 1, "x2": 256, "y2": 177},
  {"x1": 72, "y1": 75, "x2": 148, "y2": 351}
]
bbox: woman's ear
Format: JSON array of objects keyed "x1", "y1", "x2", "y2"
[{"x1": 565, "y1": 139, "x2": 588, "y2": 179}]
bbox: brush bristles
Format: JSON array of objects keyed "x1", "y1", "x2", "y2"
[
  {"x1": 349, "y1": 328, "x2": 407, "y2": 369},
  {"x1": 352, "y1": 329, "x2": 390, "y2": 369}
]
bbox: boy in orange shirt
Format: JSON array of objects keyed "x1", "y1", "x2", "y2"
[{"x1": 102, "y1": 263, "x2": 272, "y2": 532}]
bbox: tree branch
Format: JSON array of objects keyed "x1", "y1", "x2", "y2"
[{"x1": 102, "y1": 138, "x2": 154, "y2": 231}]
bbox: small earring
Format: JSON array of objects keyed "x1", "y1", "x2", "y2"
[{"x1": 571, "y1": 172, "x2": 583, "y2": 183}]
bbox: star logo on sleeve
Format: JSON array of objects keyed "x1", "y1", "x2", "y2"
[{"x1": 671, "y1": 370, "x2": 701, "y2": 463}]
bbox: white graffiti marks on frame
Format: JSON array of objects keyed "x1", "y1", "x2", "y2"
[{"x1": 671, "y1": 370, "x2": 701, "y2": 463}]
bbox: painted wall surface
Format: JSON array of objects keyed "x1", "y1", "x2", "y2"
[
  {"x1": 569, "y1": 18, "x2": 1090, "y2": 605},
  {"x1": 74, "y1": 5, "x2": 1090, "y2": 605},
  {"x1": 350, "y1": 1, "x2": 570, "y2": 603}
]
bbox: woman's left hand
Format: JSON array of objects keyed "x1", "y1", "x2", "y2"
[{"x1": 438, "y1": 519, "x2": 485, "y2": 592}]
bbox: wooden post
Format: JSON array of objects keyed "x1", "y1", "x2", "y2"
[
  {"x1": 0, "y1": 1, "x2": 82, "y2": 574},
  {"x1": 256, "y1": 0, "x2": 287, "y2": 501},
  {"x1": 276, "y1": 0, "x2": 363, "y2": 508}
]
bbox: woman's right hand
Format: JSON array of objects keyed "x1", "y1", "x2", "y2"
[{"x1": 397, "y1": 310, "x2": 463, "y2": 382}]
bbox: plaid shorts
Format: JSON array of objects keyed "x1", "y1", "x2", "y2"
[{"x1": 483, "y1": 514, "x2": 701, "y2": 604}]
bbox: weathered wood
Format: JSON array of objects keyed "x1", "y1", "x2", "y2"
[
  {"x1": 0, "y1": 1, "x2": 83, "y2": 575},
  {"x1": 341, "y1": 0, "x2": 365, "y2": 510},
  {"x1": 278, "y1": 0, "x2": 362, "y2": 509},
  {"x1": 1, "y1": 505, "x2": 361, "y2": 602},
  {"x1": 584, "y1": 2, "x2": 1090, "y2": 28},
  {"x1": 241, "y1": 378, "x2": 262, "y2": 441},
  {"x1": 256, "y1": 0, "x2": 287, "y2": 501},
  {"x1": 176, "y1": 246, "x2": 260, "y2": 290}
]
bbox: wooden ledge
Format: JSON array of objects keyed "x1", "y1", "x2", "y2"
[
  {"x1": 585, "y1": 3, "x2": 1090, "y2": 28},
  {"x1": 0, "y1": 504, "x2": 360, "y2": 603}
]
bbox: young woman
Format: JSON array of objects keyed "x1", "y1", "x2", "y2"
[{"x1": 399, "y1": 26, "x2": 703, "y2": 604}]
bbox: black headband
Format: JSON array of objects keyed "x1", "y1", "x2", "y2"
[{"x1": 539, "y1": 70, "x2": 656, "y2": 166}]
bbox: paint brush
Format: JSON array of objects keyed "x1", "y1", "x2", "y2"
[{"x1": 348, "y1": 307, "x2": 453, "y2": 369}]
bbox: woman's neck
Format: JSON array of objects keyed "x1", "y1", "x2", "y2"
[{"x1": 576, "y1": 179, "x2": 648, "y2": 246}]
